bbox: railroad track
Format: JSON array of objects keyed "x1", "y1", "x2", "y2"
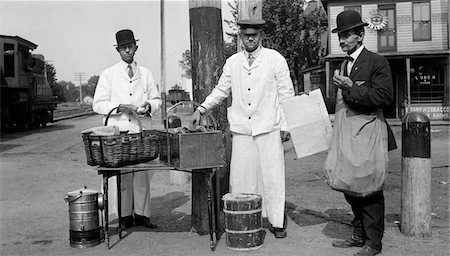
[{"x1": 53, "y1": 106, "x2": 95, "y2": 121}]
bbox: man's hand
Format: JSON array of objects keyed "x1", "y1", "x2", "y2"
[
  {"x1": 281, "y1": 131, "x2": 291, "y2": 143},
  {"x1": 191, "y1": 109, "x2": 202, "y2": 126},
  {"x1": 137, "y1": 102, "x2": 151, "y2": 115},
  {"x1": 118, "y1": 104, "x2": 137, "y2": 116},
  {"x1": 333, "y1": 69, "x2": 353, "y2": 90}
]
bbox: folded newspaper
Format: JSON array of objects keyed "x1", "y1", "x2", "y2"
[{"x1": 281, "y1": 89, "x2": 332, "y2": 159}]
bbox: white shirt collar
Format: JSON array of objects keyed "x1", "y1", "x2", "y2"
[
  {"x1": 349, "y1": 45, "x2": 364, "y2": 62},
  {"x1": 244, "y1": 46, "x2": 262, "y2": 59},
  {"x1": 120, "y1": 60, "x2": 136, "y2": 71}
]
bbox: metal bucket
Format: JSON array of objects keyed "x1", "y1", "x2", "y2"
[
  {"x1": 222, "y1": 193, "x2": 264, "y2": 251},
  {"x1": 65, "y1": 187, "x2": 104, "y2": 248}
]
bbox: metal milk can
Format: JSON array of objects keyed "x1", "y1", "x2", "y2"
[{"x1": 65, "y1": 187, "x2": 104, "y2": 248}]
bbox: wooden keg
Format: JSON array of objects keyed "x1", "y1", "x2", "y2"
[{"x1": 222, "y1": 193, "x2": 264, "y2": 251}]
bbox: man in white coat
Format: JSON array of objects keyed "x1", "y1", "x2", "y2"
[
  {"x1": 192, "y1": 19, "x2": 295, "y2": 238},
  {"x1": 93, "y1": 29, "x2": 161, "y2": 230}
]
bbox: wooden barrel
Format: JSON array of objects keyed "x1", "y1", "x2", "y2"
[{"x1": 222, "y1": 193, "x2": 263, "y2": 251}]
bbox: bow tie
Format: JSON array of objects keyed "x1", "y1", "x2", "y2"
[{"x1": 344, "y1": 56, "x2": 354, "y2": 62}]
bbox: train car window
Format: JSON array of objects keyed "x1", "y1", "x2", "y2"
[{"x1": 4, "y1": 43, "x2": 15, "y2": 77}]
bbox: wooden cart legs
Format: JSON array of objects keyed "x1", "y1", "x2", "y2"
[
  {"x1": 102, "y1": 174, "x2": 109, "y2": 249},
  {"x1": 117, "y1": 173, "x2": 122, "y2": 239}
]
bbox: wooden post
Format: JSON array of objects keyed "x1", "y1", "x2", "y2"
[
  {"x1": 401, "y1": 112, "x2": 431, "y2": 238},
  {"x1": 189, "y1": 0, "x2": 225, "y2": 235},
  {"x1": 160, "y1": 0, "x2": 167, "y2": 124},
  {"x1": 237, "y1": 0, "x2": 263, "y2": 51}
]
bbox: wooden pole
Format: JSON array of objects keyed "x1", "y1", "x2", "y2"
[
  {"x1": 237, "y1": 0, "x2": 263, "y2": 51},
  {"x1": 160, "y1": 0, "x2": 166, "y2": 124},
  {"x1": 401, "y1": 112, "x2": 432, "y2": 238},
  {"x1": 189, "y1": 0, "x2": 225, "y2": 235}
]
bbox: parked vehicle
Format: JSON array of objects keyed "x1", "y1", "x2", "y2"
[{"x1": 0, "y1": 35, "x2": 57, "y2": 131}]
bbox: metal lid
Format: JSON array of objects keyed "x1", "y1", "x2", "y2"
[{"x1": 67, "y1": 187, "x2": 98, "y2": 197}]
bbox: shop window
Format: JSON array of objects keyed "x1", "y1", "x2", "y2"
[
  {"x1": 411, "y1": 65, "x2": 445, "y2": 104},
  {"x1": 344, "y1": 5, "x2": 361, "y2": 14},
  {"x1": 4, "y1": 43, "x2": 15, "y2": 77},
  {"x1": 413, "y1": 1, "x2": 431, "y2": 41}
]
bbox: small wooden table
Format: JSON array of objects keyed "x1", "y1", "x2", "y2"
[{"x1": 96, "y1": 161, "x2": 221, "y2": 251}]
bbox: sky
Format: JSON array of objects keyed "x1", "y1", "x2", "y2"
[{"x1": 0, "y1": 0, "x2": 234, "y2": 92}]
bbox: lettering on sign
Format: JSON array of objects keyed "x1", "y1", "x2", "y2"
[{"x1": 407, "y1": 106, "x2": 450, "y2": 120}]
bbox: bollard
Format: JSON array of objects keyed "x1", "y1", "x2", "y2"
[{"x1": 401, "y1": 112, "x2": 431, "y2": 238}]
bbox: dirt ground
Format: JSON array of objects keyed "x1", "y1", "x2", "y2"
[{"x1": 0, "y1": 114, "x2": 448, "y2": 256}]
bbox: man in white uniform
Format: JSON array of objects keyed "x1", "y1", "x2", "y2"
[
  {"x1": 93, "y1": 29, "x2": 161, "y2": 230},
  {"x1": 192, "y1": 19, "x2": 295, "y2": 238}
]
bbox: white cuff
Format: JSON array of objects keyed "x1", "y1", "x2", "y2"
[{"x1": 197, "y1": 105, "x2": 206, "y2": 115}]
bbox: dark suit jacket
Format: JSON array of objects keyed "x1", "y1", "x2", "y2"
[{"x1": 328, "y1": 47, "x2": 397, "y2": 150}]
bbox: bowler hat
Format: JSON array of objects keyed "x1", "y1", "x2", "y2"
[
  {"x1": 332, "y1": 10, "x2": 368, "y2": 33},
  {"x1": 237, "y1": 19, "x2": 266, "y2": 34},
  {"x1": 115, "y1": 29, "x2": 139, "y2": 47}
]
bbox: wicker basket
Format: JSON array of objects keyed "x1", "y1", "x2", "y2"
[{"x1": 82, "y1": 106, "x2": 159, "y2": 167}]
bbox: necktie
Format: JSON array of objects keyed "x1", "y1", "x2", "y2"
[
  {"x1": 128, "y1": 64, "x2": 134, "y2": 79},
  {"x1": 248, "y1": 53, "x2": 254, "y2": 66},
  {"x1": 345, "y1": 56, "x2": 354, "y2": 75}
]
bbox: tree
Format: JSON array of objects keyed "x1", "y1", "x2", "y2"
[
  {"x1": 84, "y1": 75, "x2": 99, "y2": 97},
  {"x1": 262, "y1": 0, "x2": 327, "y2": 92},
  {"x1": 178, "y1": 50, "x2": 191, "y2": 78},
  {"x1": 224, "y1": 0, "x2": 239, "y2": 59}
]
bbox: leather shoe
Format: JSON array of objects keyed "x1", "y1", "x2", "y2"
[
  {"x1": 332, "y1": 235, "x2": 364, "y2": 248},
  {"x1": 269, "y1": 226, "x2": 287, "y2": 238},
  {"x1": 119, "y1": 215, "x2": 134, "y2": 230},
  {"x1": 353, "y1": 245, "x2": 381, "y2": 256},
  {"x1": 134, "y1": 214, "x2": 158, "y2": 229},
  {"x1": 268, "y1": 213, "x2": 288, "y2": 238}
]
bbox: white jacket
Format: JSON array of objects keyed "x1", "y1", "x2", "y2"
[
  {"x1": 93, "y1": 61, "x2": 161, "y2": 132},
  {"x1": 201, "y1": 48, "x2": 295, "y2": 136}
]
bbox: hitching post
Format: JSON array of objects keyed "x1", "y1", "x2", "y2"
[{"x1": 401, "y1": 112, "x2": 431, "y2": 238}]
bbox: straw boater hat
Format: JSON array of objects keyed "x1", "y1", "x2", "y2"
[
  {"x1": 332, "y1": 10, "x2": 368, "y2": 33},
  {"x1": 115, "y1": 29, "x2": 139, "y2": 47},
  {"x1": 237, "y1": 19, "x2": 266, "y2": 34}
]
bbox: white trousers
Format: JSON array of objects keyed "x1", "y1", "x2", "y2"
[
  {"x1": 103, "y1": 171, "x2": 154, "y2": 218},
  {"x1": 230, "y1": 130, "x2": 285, "y2": 228}
]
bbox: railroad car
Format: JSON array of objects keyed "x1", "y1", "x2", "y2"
[{"x1": 1, "y1": 35, "x2": 57, "y2": 131}]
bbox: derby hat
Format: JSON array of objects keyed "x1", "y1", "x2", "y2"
[
  {"x1": 115, "y1": 29, "x2": 139, "y2": 47},
  {"x1": 332, "y1": 10, "x2": 368, "y2": 33},
  {"x1": 237, "y1": 19, "x2": 266, "y2": 34}
]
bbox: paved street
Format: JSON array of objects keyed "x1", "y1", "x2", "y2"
[{"x1": 0, "y1": 114, "x2": 448, "y2": 256}]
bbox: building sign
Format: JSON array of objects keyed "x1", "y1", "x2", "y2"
[
  {"x1": 367, "y1": 9, "x2": 388, "y2": 30},
  {"x1": 407, "y1": 106, "x2": 450, "y2": 120}
]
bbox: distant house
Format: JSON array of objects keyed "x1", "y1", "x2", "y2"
[{"x1": 83, "y1": 96, "x2": 93, "y2": 104}]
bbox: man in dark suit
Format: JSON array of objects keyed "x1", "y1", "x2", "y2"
[{"x1": 327, "y1": 10, "x2": 396, "y2": 256}]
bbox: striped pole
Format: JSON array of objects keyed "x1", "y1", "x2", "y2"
[{"x1": 401, "y1": 112, "x2": 431, "y2": 238}]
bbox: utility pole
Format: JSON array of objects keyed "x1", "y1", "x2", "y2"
[
  {"x1": 189, "y1": 0, "x2": 226, "y2": 235},
  {"x1": 237, "y1": 0, "x2": 263, "y2": 51},
  {"x1": 160, "y1": 0, "x2": 166, "y2": 123},
  {"x1": 74, "y1": 72, "x2": 85, "y2": 107}
]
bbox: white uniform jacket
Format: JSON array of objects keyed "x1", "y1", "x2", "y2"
[
  {"x1": 201, "y1": 47, "x2": 295, "y2": 136},
  {"x1": 93, "y1": 61, "x2": 161, "y2": 132}
]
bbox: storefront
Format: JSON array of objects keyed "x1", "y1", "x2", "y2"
[{"x1": 324, "y1": 0, "x2": 449, "y2": 120}]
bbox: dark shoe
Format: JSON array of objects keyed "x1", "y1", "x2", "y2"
[
  {"x1": 332, "y1": 235, "x2": 364, "y2": 248},
  {"x1": 353, "y1": 245, "x2": 381, "y2": 256},
  {"x1": 268, "y1": 225, "x2": 287, "y2": 238},
  {"x1": 134, "y1": 214, "x2": 158, "y2": 229},
  {"x1": 119, "y1": 215, "x2": 134, "y2": 230}
]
